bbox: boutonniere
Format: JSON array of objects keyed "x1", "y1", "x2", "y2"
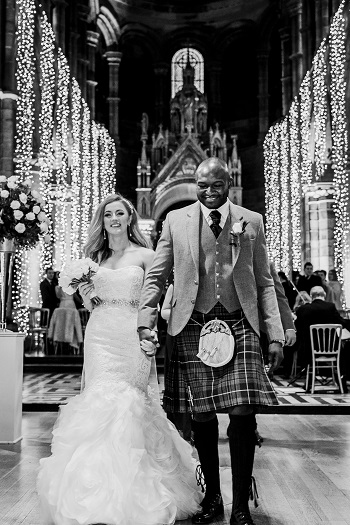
[{"x1": 230, "y1": 217, "x2": 249, "y2": 247}]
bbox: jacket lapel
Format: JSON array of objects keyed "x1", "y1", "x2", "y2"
[
  {"x1": 229, "y1": 202, "x2": 241, "y2": 269},
  {"x1": 186, "y1": 202, "x2": 200, "y2": 272}
]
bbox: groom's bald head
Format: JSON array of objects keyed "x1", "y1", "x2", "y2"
[{"x1": 195, "y1": 157, "x2": 231, "y2": 209}]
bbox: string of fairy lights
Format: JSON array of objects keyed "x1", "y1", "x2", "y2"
[
  {"x1": 329, "y1": 4, "x2": 349, "y2": 287},
  {"x1": 264, "y1": 1, "x2": 348, "y2": 287},
  {"x1": 13, "y1": 0, "x2": 117, "y2": 331}
]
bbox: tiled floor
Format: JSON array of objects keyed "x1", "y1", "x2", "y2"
[{"x1": 22, "y1": 372, "x2": 350, "y2": 408}]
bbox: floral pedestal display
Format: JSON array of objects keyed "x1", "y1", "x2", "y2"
[{"x1": 0, "y1": 175, "x2": 50, "y2": 331}]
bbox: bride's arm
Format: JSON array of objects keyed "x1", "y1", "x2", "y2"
[
  {"x1": 143, "y1": 249, "x2": 155, "y2": 277},
  {"x1": 78, "y1": 283, "x2": 94, "y2": 312}
]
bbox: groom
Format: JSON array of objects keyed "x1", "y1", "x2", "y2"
[{"x1": 138, "y1": 157, "x2": 284, "y2": 525}]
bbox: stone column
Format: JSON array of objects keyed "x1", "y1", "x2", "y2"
[
  {"x1": 279, "y1": 27, "x2": 292, "y2": 116},
  {"x1": 207, "y1": 62, "x2": 222, "y2": 122},
  {"x1": 288, "y1": 0, "x2": 303, "y2": 98},
  {"x1": 154, "y1": 63, "x2": 168, "y2": 125},
  {"x1": 78, "y1": 58, "x2": 89, "y2": 100},
  {"x1": 0, "y1": 0, "x2": 17, "y2": 178},
  {"x1": 86, "y1": 31, "x2": 99, "y2": 120},
  {"x1": 105, "y1": 51, "x2": 122, "y2": 146},
  {"x1": 52, "y1": 0, "x2": 68, "y2": 54},
  {"x1": 257, "y1": 51, "x2": 269, "y2": 143}
]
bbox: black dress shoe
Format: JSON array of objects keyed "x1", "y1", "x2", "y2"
[
  {"x1": 192, "y1": 493, "x2": 224, "y2": 524},
  {"x1": 230, "y1": 509, "x2": 256, "y2": 525}
]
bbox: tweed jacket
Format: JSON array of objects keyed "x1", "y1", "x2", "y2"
[{"x1": 138, "y1": 201, "x2": 284, "y2": 341}]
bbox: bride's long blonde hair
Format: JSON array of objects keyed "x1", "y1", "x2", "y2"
[{"x1": 84, "y1": 193, "x2": 150, "y2": 263}]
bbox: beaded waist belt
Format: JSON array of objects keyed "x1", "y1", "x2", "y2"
[{"x1": 93, "y1": 298, "x2": 140, "y2": 311}]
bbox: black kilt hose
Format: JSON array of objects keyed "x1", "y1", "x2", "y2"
[{"x1": 163, "y1": 303, "x2": 278, "y2": 414}]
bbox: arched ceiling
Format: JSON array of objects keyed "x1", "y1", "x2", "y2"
[{"x1": 107, "y1": 0, "x2": 271, "y2": 30}]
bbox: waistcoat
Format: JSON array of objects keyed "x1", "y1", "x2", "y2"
[{"x1": 194, "y1": 212, "x2": 241, "y2": 313}]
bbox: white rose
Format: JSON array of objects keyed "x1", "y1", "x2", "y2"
[
  {"x1": 232, "y1": 223, "x2": 243, "y2": 235},
  {"x1": 39, "y1": 222, "x2": 49, "y2": 232},
  {"x1": 23, "y1": 178, "x2": 32, "y2": 187},
  {"x1": 32, "y1": 205, "x2": 40, "y2": 214},
  {"x1": 31, "y1": 190, "x2": 40, "y2": 199},
  {"x1": 15, "y1": 223, "x2": 26, "y2": 233},
  {"x1": 1, "y1": 189, "x2": 9, "y2": 198},
  {"x1": 8, "y1": 175, "x2": 18, "y2": 182},
  {"x1": 14, "y1": 210, "x2": 24, "y2": 220},
  {"x1": 26, "y1": 212, "x2": 35, "y2": 220},
  {"x1": 0, "y1": 175, "x2": 7, "y2": 182},
  {"x1": 44, "y1": 234, "x2": 51, "y2": 244},
  {"x1": 10, "y1": 200, "x2": 21, "y2": 209},
  {"x1": 7, "y1": 181, "x2": 17, "y2": 189},
  {"x1": 38, "y1": 211, "x2": 46, "y2": 221},
  {"x1": 19, "y1": 193, "x2": 27, "y2": 204}
]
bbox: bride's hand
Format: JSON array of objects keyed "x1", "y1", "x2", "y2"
[
  {"x1": 78, "y1": 282, "x2": 94, "y2": 299},
  {"x1": 140, "y1": 339, "x2": 157, "y2": 357}
]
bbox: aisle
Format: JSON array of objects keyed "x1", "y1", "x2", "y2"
[
  {"x1": 1, "y1": 413, "x2": 350, "y2": 524},
  {"x1": 22, "y1": 372, "x2": 350, "y2": 412}
]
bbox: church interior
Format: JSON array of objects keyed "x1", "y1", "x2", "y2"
[{"x1": 1, "y1": 1, "x2": 350, "y2": 524}]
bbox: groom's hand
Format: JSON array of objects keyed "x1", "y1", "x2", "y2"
[{"x1": 138, "y1": 327, "x2": 153, "y2": 342}]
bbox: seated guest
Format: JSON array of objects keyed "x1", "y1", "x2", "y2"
[
  {"x1": 293, "y1": 290, "x2": 312, "y2": 312},
  {"x1": 328, "y1": 269, "x2": 344, "y2": 311},
  {"x1": 297, "y1": 262, "x2": 323, "y2": 295},
  {"x1": 40, "y1": 267, "x2": 59, "y2": 319},
  {"x1": 316, "y1": 269, "x2": 335, "y2": 304},
  {"x1": 295, "y1": 286, "x2": 350, "y2": 370}
]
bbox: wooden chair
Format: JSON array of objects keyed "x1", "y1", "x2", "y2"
[
  {"x1": 28, "y1": 307, "x2": 50, "y2": 353},
  {"x1": 305, "y1": 324, "x2": 343, "y2": 394}
]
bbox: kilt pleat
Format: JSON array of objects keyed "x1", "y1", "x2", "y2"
[{"x1": 163, "y1": 303, "x2": 278, "y2": 413}]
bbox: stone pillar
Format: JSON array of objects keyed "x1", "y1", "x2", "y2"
[
  {"x1": 78, "y1": 58, "x2": 89, "y2": 100},
  {"x1": 207, "y1": 62, "x2": 222, "y2": 122},
  {"x1": 280, "y1": 27, "x2": 292, "y2": 116},
  {"x1": 0, "y1": 93, "x2": 17, "y2": 178},
  {"x1": 288, "y1": 0, "x2": 304, "y2": 98},
  {"x1": 314, "y1": 0, "x2": 329, "y2": 48},
  {"x1": 68, "y1": 0, "x2": 79, "y2": 80},
  {"x1": 257, "y1": 51, "x2": 269, "y2": 143},
  {"x1": 105, "y1": 51, "x2": 122, "y2": 146},
  {"x1": 154, "y1": 63, "x2": 168, "y2": 125},
  {"x1": 86, "y1": 31, "x2": 99, "y2": 120},
  {"x1": 52, "y1": 0, "x2": 68, "y2": 54}
]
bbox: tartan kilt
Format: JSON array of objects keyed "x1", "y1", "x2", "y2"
[{"x1": 163, "y1": 303, "x2": 278, "y2": 413}]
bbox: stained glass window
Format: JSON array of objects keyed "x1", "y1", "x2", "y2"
[{"x1": 171, "y1": 48, "x2": 204, "y2": 98}]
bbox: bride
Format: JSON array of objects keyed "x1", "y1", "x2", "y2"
[{"x1": 37, "y1": 193, "x2": 202, "y2": 525}]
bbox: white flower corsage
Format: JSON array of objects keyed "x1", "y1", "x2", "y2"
[{"x1": 230, "y1": 217, "x2": 249, "y2": 247}]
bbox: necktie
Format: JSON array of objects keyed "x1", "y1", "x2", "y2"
[{"x1": 209, "y1": 210, "x2": 222, "y2": 238}]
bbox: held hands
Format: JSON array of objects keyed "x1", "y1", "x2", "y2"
[
  {"x1": 267, "y1": 342, "x2": 284, "y2": 375},
  {"x1": 139, "y1": 328, "x2": 159, "y2": 357}
]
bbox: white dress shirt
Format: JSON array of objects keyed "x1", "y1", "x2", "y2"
[{"x1": 199, "y1": 199, "x2": 230, "y2": 229}]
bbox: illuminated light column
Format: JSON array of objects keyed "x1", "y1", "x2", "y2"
[
  {"x1": 280, "y1": 119, "x2": 291, "y2": 275},
  {"x1": 300, "y1": 72, "x2": 312, "y2": 188},
  {"x1": 329, "y1": 1, "x2": 349, "y2": 299},
  {"x1": 312, "y1": 40, "x2": 328, "y2": 181},
  {"x1": 264, "y1": 124, "x2": 282, "y2": 270},
  {"x1": 86, "y1": 31, "x2": 99, "y2": 120},
  {"x1": 71, "y1": 79, "x2": 83, "y2": 259},
  {"x1": 81, "y1": 101, "x2": 93, "y2": 245},
  {"x1": 257, "y1": 51, "x2": 269, "y2": 143},
  {"x1": 289, "y1": 98, "x2": 302, "y2": 273},
  {"x1": 105, "y1": 51, "x2": 122, "y2": 147}
]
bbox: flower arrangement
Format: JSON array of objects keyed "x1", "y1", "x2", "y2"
[
  {"x1": 230, "y1": 217, "x2": 249, "y2": 247},
  {"x1": 59, "y1": 258, "x2": 101, "y2": 304},
  {"x1": 0, "y1": 175, "x2": 50, "y2": 248}
]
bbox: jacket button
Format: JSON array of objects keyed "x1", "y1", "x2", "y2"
[
  {"x1": 191, "y1": 299, "x2": 195, "y2": 304},
  {"x1": 194, "y1": 280, "x2": 198, "y2": 285}
]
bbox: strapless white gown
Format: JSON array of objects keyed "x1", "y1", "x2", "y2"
[{"x1": 37, "y1": 266, "x2": 202, "y2": 525}]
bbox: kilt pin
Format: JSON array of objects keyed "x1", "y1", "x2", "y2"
[{"x1": 138, "y1": 200, "x2": 285, "y2": 525}]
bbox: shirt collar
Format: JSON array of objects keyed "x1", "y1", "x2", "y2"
[{"x1": 200, "y1": 199, "x2": 230, "y2": 223}]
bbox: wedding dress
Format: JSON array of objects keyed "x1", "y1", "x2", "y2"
[{"x1": 37, "y1": 266, "x2": 202, "y2": 525}]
